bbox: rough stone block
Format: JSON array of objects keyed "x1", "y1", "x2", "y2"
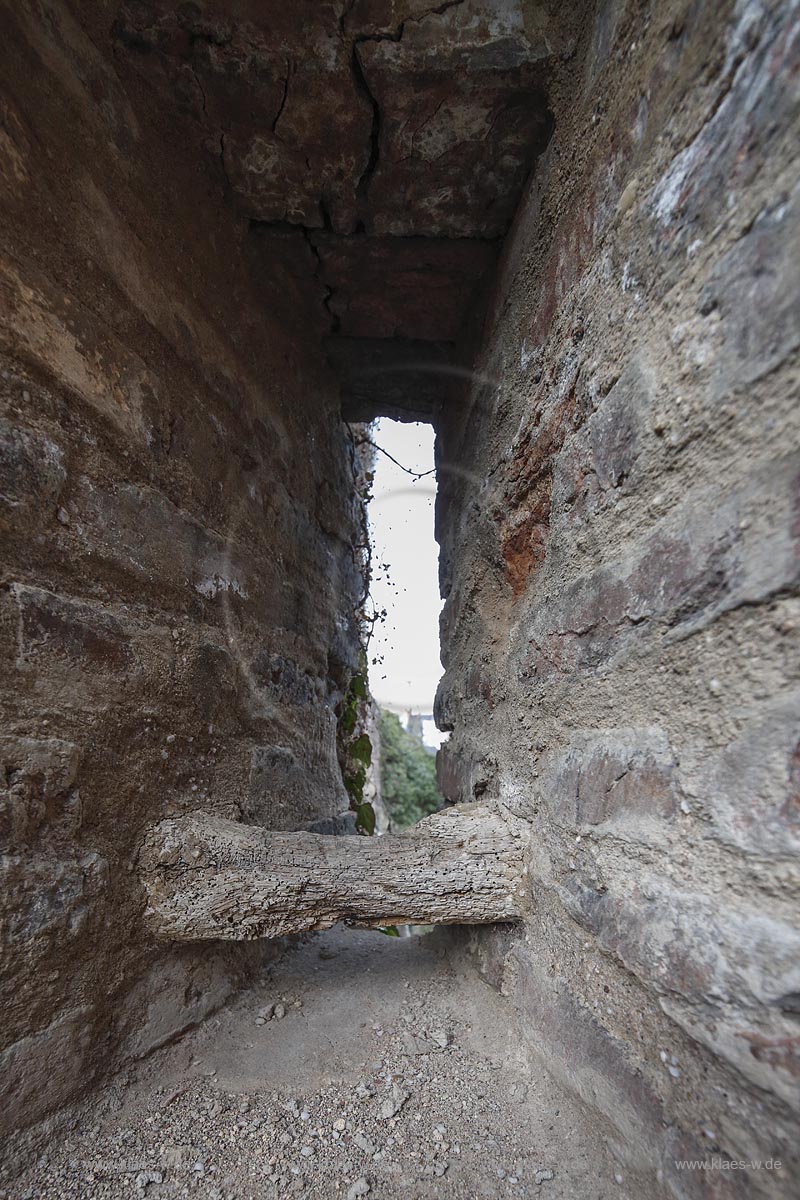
[
  {"x1": 510, "y1": 943, "x2": 669, "y2": 1173},
  {"x1": 663, "y1": 994, "x2": 800, "y2": 1111},
  {"x1": 648, "y1": 1, "x2": 800, "y2": 278},
  {"x1": 523, "y1": 451, "x2": 800, "y2": 678},
  {"x1": 10, "y1": 584, "x2": 174, "y2": 706},
  {"x1": 72, "y1": 478, "x2": 253, "y2": 604},
  {"x1": 560, "y1": 873, "x2": 800, "y2": 1014},
  {"x1": 587, "y1": 366, "x2": 646, "y2": 492},
  {"x1": 0, "y1": 418, "x2": 65, "y2": 517},
  {"x1": 433, "y1": 669, "x2": 458, "y2": 734},
  {"x1": 436, "y1": 742, "x2": 471, "y2": 805},
  {"x1": 0, "y1": 735, "x2": 81, "y2": 849},
  {"x1": 522, "y1": 183, "x2": 595, "y2": 348},
  {"x1": 552, "y1": 362, "x2": 651, "y2": 523},
  {"x1": 13, "y1": 583, "x2": 132, "y2": 671},
  {"x1": 357, "y1": 15, "x2": 556, "y2": 239},
  {"x1": 250, "y1": 651, "x2": 317, "y2": 708},
  {"x1": 246, "y1": 705, "x2": 343, "y2": 830},
  {"x1": 706, "y1": 183, "x2": 800, "y2": 397},
  {"x1": 121, "y1": 949, "x2": 261, "y2": 1060},
  {"x1": 317, "y1": 235, "x2": 498, "y2": 341},
  {"x1": 686, "y1": 693, "x2": 800, "y2": 858},
  {"x1": 1, "y1": 852, "x2": 108, "y2": 947},
  {"x1": 0, "y1": 1006, "x2": 95, "y2": 1134},
  {"x1": 542, "y1": 727, "x2": 677, "y2": 834}
]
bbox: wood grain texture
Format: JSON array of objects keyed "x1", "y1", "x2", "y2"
[{"x1": 139, "y1": 804, "x2": 529, "y2": 941}]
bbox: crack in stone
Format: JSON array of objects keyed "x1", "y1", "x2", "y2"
[
  {"x1": 218, "y1": 132, "x2": 233, "y2": 195},
  {"x1": 249, "y1": 218, "x2": 341, "y2": 334},
  {"x1": 301, "y1": 232, "x2": 341, "y2": 332},
  {"x1": 342, "y1": 0, "x2": 466, "y2": 41},
  {"x1": 319, "y1": 194, "x2": 334, "y2": 232},
  {"x1": 346, "y1": 2, "x2": 466, "y2": 211},
  {"x1": 411, "y1": 0, "x2": 469, "y2": 29},
  {"x1": 271, "y1": 58, "x2": 293, "y2": 139},
  {"x1": 350, "y1": 40, "x2": 383, "y2": 206},
  {"x1": 188, "y1": 62, "x2": 208, "y2": 117}
]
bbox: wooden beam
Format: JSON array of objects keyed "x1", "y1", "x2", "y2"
[{"x1": 139, "y1": 804, "x2": 528, "y2": 941}]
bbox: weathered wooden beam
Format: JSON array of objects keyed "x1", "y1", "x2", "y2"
[{"x1": 139, "y1": 804, "x2": 528, "y2": 941}]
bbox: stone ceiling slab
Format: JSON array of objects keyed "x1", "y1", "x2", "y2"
[
  {"x1": 111, "y1": 0, "x2": 565, "y2": 416},
  {"x1": 315, "y1": 235, "x2": 497, "y2": 340}
]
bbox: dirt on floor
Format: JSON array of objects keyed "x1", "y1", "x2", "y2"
[{"x1": 1, "y1": 926, "x2": 639, "y2": 1200}]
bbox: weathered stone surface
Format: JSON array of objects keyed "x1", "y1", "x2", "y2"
[
  {"x1": 647, "y1": 0, "x2": 800, "y2": 278},
  {"x1": 119, "y1": 945, "x2": 268, "y2": 1060},
  {"x1": 1, "y1": 851, "x2": 108, "y2": 947},
  {"x1": 108, "y1": 0, "x2": 562, "y2": 418},
  {"x1": 522, "y1": 451, "x2": 800, "y2": 680},
  {"x1": 551, "y1": 362, "x2": 652, "y2": 526},
  {"x1": 0, "y1": 419, "x2": 65, "y2": 517},
  {"x1": 356, "y1": 20, "x2": 554, "y2": 237},
  {"x1": 0, "y1": 735, "x2": 81, "y2": 849},
  {"x1": 705, "y1": 182, "x2": 800, "y2": 398},
  {"x1": 687, "y1": 693, "x2": 800, "y2": 858},
  {"x1": 71, "y1": 478, "x2": 253, "y2": 601},
  {"x1": 1, "y1": 1, "x2": 799, "y2": 1193},
  {"x1": 435, "y1": 0, "x2": 800, "y2": 1191},
  {"x1": 560, "y1": 872, "x2": 800, "y2": 1011},
  {"x1": 246, "y1": 708, "x2": 346, "y2": 832},
  {"x1": 436, "y1": 741, "x2": 474, "y2": 804},
  {"x1": 330, "y1": 336, "x2": 456, "y2": 423},
  {"x1": 541, "y1": 727, "x2": 677, "y2": 834},
  {"x1": 316, "y1": 235, "x2": 498, "y2": 341},
  {"x1": 450, "y1": 919, "x2": 747, "y2": 1198},
  {"x1": 663, "y1": 993, "x2": 800, "y2": 1111},
  {"x1": 0, "y1": 1007, "x2": 96, "y2": 1136},
  {"x1": 13, "y1": 583, "x2": 134, "y2": 671},
  {"x1": 10, "y1": 584, "x2": 175, "y2": 708},
  {"x1": 0, "y1": 0, "x2": 368, "y2": 1138}
]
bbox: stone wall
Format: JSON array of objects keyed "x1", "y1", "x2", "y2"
[
  {"x1": 436, "y1": 0, "x2": 800, "y2": 1195},
  {"x1": 0, "y1": 1, "x2": 364, "y2": 1135},
  {"x1": 3, "y1": 0, "x2": 799, "y2": 1183}
]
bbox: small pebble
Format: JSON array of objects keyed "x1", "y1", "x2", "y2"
[{"x1": 135, "y1": 1172, "x2": 163, "y2": 1190}]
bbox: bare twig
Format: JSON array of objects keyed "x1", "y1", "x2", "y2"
[{"x1": 348, "y1": 425, "x2": 436, "y2": 480}]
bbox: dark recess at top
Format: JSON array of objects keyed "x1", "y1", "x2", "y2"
[{"x1": 113, "y1": 0, "x2": 566, "y2": 420}]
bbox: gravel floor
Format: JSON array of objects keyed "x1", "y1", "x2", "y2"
[{"x1": 1, "y1": 927, "x2": 639, "y2": 1199}]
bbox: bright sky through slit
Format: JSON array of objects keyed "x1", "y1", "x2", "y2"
[{"x1": 367, "y1": 419, "x2": 446, "y2": 748}]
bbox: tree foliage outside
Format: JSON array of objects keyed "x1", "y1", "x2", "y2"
[{"x1": 379, "y1": 709, "x2": 442, "y2": 829}]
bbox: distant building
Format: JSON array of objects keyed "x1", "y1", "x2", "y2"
[{"x1": 381, "y1": 703, "x2": 441, "y2": 754}]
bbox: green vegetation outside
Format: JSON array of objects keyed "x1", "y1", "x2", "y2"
[{"x1": 379, "y1": 709, "x2": 442, "y2": 829}]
